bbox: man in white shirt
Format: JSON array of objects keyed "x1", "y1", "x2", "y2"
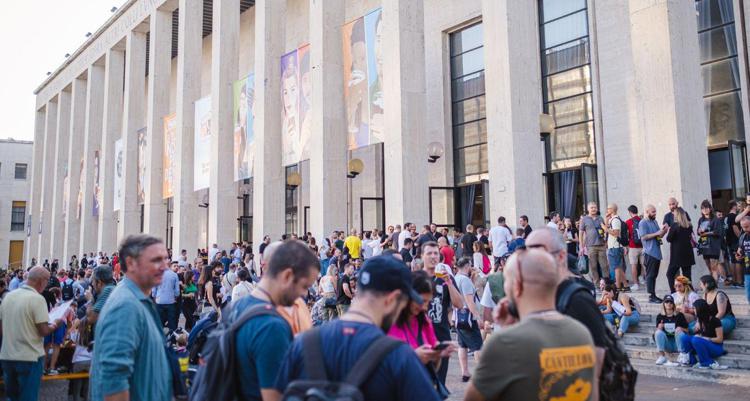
[
  {"x1": 489, "y1": 217, "x2": 514, "y2": 264},
  {"x1": 547, "y1": 211, "x2": 561, "y2": 230},
  {"x1": 208, "y1": 243, "x2": 220, "y2": 263},
  {"x1": 398, "y1": 222, "x2": 413, "y2": 251},
  {"x1": 603, "y1": 203, "x2": 627, "y2": 290}
]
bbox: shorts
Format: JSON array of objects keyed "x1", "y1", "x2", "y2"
[
  {"x1": 628, "y1": 247, "x2": 644, "y2": 267},
  {"x1": 457, "y1": 322, "x2": 483, "y2": 352},
  {"x1": 727, "y1": 243, "x2": 739, "y2": 264},
  {"x1": 44, "y1": 323, "x2": 67, "y2": 346},
  {"x1": 607, "y1": 247, "x2": 625, "y2": 270}
]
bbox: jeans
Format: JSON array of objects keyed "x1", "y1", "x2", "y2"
[
  {"x1": 655, "y1": 329, "x2": 686, "y2": 353},
  {"x1": 721, "y1": 314, "x2": 737, "y2": 336},
  {"x1": 603, "y1": 310, "x2": 640, "y2": 334},
  {"x1": 643, "y1": 254, "x2": 661, "y2": 297},
  {"x1": 1, "y1": 357, "x2": 44, "y2": 401},
  {"x1": 69, "y1": 360, "x2": 91, "y2": 401},
  {"x1": 588, "y1": 245, "x2": 609, "y2": 282},
  {"x1": 746, "y1": 275, "x2": 750, "y2": 305},
  {"x1": 666, "y1": 264, "x2": 692, "y2": 293},
  {"x1": 679, "y1": 334, "x2": 724, "y2": 366},
  {"x1": 157, "y1": 303, "x2": 178, "y2": 332},
  {"x1": 607, "y1": 247, "x2": 624, "y2": 281}
]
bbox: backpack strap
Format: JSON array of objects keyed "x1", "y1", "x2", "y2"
[
  {"x1": 344, "y1": 335, "x2": 401, "y2": 387},
  {"x1": 229, "y1": 303, "x2": 281, "y2": 332},
  {"x1": 302, "y1": 327, "x2": 328, "y2": 381},
  {"x1": 556, "y1": 280, "x2": 591, "y2": 313}
]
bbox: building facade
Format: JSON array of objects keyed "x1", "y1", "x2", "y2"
[
  {"x1": 27, "y1": 0, "x2": 749, "y2": 264},
  {"x1": 0, "y1": 140, "x2": 32, "y2": 269}
]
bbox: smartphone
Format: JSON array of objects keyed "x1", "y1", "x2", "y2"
[{"x1": 432, "y1": 342, "x2": 450, "y2": 351}]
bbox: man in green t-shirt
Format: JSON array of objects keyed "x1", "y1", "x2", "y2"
[{"x1": 464, "y1": 249, "x2": 596, "y2": 401}]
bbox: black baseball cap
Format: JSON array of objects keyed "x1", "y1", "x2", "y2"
[{"x1": 357, "y1": 255, "x2": 423, "y2": 304}]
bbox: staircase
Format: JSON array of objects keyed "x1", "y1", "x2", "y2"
[{"x1": 622, "y1": 288, "x2": 750, "y2": 386}]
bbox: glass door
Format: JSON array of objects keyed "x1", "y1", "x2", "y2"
[
  {"x1": 728, "y1": 140, "x2": 748, "y2": 201},
  {"x1": 581, "y1": 163, "x2": 599, "y2": 210}
]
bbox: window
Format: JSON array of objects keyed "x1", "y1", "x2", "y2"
[
  {"x1": 14, "y1": 163, "x2": 27, "y2": 180},
  {"x1": 696, "y1": 0, "x2": 745, "y2": 146},
  {"x1": 11, "y1": 201, "x2": 26, "y2": 231},
  {"x1": 285, "y1": 165, "x2": 299, "y2": 235},
  {"x1": 450, "y1": 22, "x2": 488, "y2": 185}
]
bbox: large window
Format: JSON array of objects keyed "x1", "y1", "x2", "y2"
[
  {"x1": 539, "y1": 0, "x2": 596, "y2": 171},
  {"x1": 450, "y1": 23, "x2": 488, "y2": 185},
  {"x1": 696, "y1": 0, "x2": 745, "y2": 146},
  {"x1": 14, "y1": 163, "x2": 27, "y2": 180},
  {"x1": 11, "y1": 201, "x2": 25, "y2": 231}
]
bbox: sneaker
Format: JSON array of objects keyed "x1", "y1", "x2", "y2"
[
  {"x1": 677, "y1": 353, "x2": 690, "y2": 365},
  {"x1": 622, "y1": 286, "x2": 632, "y2": 293},
  {"x1": 639, "y1": 277, "x2": 646, "y2": 285},
  {"x1": 709, "y1": 362, "x2": 728, "y2": 370},
  {"x1": 655, "y1": 356, "x2": 667, "y2": 365},
  {"x1": 664, "y1": 361, "x2": 680, "y2": 367},
  {"x1": 631, "y1": 284, "x2": 640, "y2": 291},
  {"x1": 47, "y1": 369, "x2": 59, "y2": 376},
  {"x1": 697, "y1": 364, "x2": 710, "y2": 369},
  {"x1": 649, "y1": 296, "x2": 662, "y2": 304}
]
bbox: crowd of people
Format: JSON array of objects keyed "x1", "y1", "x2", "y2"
[{"x1": 0, "y1": 194, "x2": 747, "y2": 400}]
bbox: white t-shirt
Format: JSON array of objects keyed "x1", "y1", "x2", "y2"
[
  {"x1": 398, "y1": 231, "x2": 410, "y2": 251},
  {"x1": 607, "y1": 216, "x2": 622, "y2": 249},
  {"x1": 547, "y1": 221, "x2": 559, "y2": 229},
  {"x1": 489, "y1": 225, "x2": 513, "y2": 257},
  {"x1": 231, "y1": 281, "x2": 255, "y2": 302}
]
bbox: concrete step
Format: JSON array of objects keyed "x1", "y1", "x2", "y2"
[
  {"x1": 630, "y1": 357, "x2": 750, "y2": 387},
  {"x1": 621, "y1": 332, "x2": 750, "y2": 354},
  {"x1": 625, "y1": 345, "x2": 750, "y2": 369},
  {"x1": 630, "y1": 325, "x2": 750, "y2": 341},
  {"x1": 627, "y1": 289, "x2": 749, "y2": 306}
]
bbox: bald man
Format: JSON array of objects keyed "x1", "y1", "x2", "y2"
[
  {"x1": 1, "y1": 266, "x2": 63, "y2": 401},
  {"x1": 663, "y1": 197, "x2": 690, "y2": 227},
  {"x1": 464, "y1": 249, "x2": 596, "y2": 401},
  {"x1": 639, "y1": 204, "x2": 669, "y2": 303}
]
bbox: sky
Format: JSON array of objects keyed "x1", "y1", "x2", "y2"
[{"x1": 0, "y1": 1, "x2": 122, "y2": 141}]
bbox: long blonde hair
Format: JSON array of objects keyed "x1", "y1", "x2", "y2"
[{"x1": 674, "y1": 207, "x2": 691, "y2": 229}]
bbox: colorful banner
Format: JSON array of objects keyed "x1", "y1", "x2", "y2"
[
  {"x1": 233, "y1": 75, "x2": 255, "y2": 181},
  {"x1": 62, "y1": 170, "x2": 69, "y2": 219},
  {"x1": 163, "y1": 113, "x2": 176, "y2": 198},
  {"x1": 93, "y1": 150, "x2": 100, "y2": 217},
  {"x1": 76, "y1": 157, "x2": 84, "y2": 219},
  {"x1": 114, "y1": 138, "x2": 123, "y2": 212},
  {"x1": 343, "y1": 8, "x2": 384, "y2": 149},
  {"x1": 280, "y1": 44, "x2": 312, "y2": 166},
  {"x1": 137, "y1": 127, "x2": 147, "y2": 205},
  {"x1": 194, "y1": 96, "x2": 211, "y2": 191}
]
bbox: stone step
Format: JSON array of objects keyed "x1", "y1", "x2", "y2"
[
  {"x1": 621, "y1": 332, "x2": 750, "y2": 354},
  {"x1": 627, "y1": 289, "x2": 749, "y2": 303},
  {"x1": 629, "y1": 357, "x2": 750, "y2": 387},
  {"x1": 625, "y1": 345, "x2": 750, "y2": 369},
  {"x1": 630, "y1": 325, "x2": 750, "y2": 341}
]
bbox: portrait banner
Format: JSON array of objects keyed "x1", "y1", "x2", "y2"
[
  {"x1": 343, "y1": 15, "x2": 370, "y2": 150},
  {"x1": 137, "y1": 127, "x2": 147, "y2": 205},
  {"x1": 233, "y1": 75, "x2": 256, "y2": 181},
  {"x1": 281, "y1": 50, "x2": 300, "y2": 166},
  {"x1": 194, "y1": 96, "x2": 212, "y2": 191},
  {"x1": 114, "y1": 139, "x2": 123, "y2": 212},
  {"x1": 93, "y1": 150, "x2": 100, "y2": 217},
  {"x1": 163, "y1": 113, "x2": 176, "y2": 198},
  {"x1": 364, "y1": 8, "x2": 384, "y2": 144},
  {"x1": 62, "y1": 170, "x2": 69, "y2": 219},
  {"x1": 76, "y1": 157, "x2": 84, "y2": 219}
]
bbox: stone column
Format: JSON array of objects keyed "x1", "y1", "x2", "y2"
[
  {"x1": 381, "y1": 0, "x2": 429, "y2": 226},
  {"x1": 144, "y1": 10, "x2": 171, "y2": 238},
  {"x1": 209, "y1": 0, "x2": 240, "y2": 248},
  {"x1": 79, "y1": 64, "x2": 105, "y2": 256},
  {"x1": 173, "y1": 0, "x2": 202, "y2": 258},
  {"x1": 308, "y1": 0, "x2": 347, "y2": 241},
  {"x1": 49, "y1": 89, "x2": 71, "y2": 260},
  {"x1": 63, "y1": 76, "x2": 87, "y2": 263},
  {"x1": 38, "y1": 97, "x2": 58, "y2": 261},
  {"x1": 26, "y1": 107, "x2": 46, "y2": 265},
  {"x1": 119, "y1": 30, "x2": 148, "y2": 241},
  {"x1": 98, "y1": 49, "x2": 125, "y2": 252},
  {"x1": 253, "y1": 0, "x2": 286, "y2": 249},
  {"x1": 482, "y1": 0, "x2": 544, "y2": 227},
  {"x1": 629, "y1": 0, "x2": 710, "y2": 215}
]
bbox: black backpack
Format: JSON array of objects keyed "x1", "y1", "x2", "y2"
[
  {"x1": 282, "y1": 328, "x2": 402, "y2": 401},
  {"x1": 61, "y1": 280, "x2": 75, "y2": 301},
  {"x1": 189, "y1": 303, "x2": 289, "y2": 401},
  {"x1": 630, "y1": 217, "x2": 642, "y2": 247},
  {"x1": 557, "y1": 280, "x2": 637, "y2": 401},
  {"x1": 615, "y1": 217, "x2": 630, "y2": 247}
]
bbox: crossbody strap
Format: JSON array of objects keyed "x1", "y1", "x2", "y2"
[
  {"x1": 345, "y1": 336, "x2": 401, "y2": 387},
  {"x1": 302, "y1": 327, "x2": 327, "y2": 381}
]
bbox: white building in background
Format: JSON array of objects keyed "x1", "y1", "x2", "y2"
[
  {"x1": 26, "y1": 0, "x2": 749, "y2": 266},
  {"x1": 0, "y1": 139, "x2": 32, "y2": 269}
]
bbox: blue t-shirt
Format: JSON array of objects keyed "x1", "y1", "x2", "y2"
[
  {"x1": 274, "y1": 320, "x2": 441, "y2": 401},
  {"x1": 232, "y1": 295, "x2": 293, "y2": 401},
  {"x1": 221, "y1": 257, "x2": 232, "y2": 273},
  {"x1": 638, "y1": 218, "x2": 662, "y2": 260}
]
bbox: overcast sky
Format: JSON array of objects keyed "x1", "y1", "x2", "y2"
[{"x1": 0, "y1": 1, "x2": 121, "y2": 141}]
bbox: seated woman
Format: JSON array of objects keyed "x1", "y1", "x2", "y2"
[
  {"x1": 672, "y1": 275, "x2": 700, "y2": 322},
  {"x1": 699, "y1": 275, "x2": 736, "y2": 336},
  {"x1": 679, "y1": 299, "x2": 728, "y2": 369},
  {"x1": 654, "y1": 295, "x2": 688, "y2": 366},
  {"x1": 601, "y1": 283, "x2": 640, "y2": 337}
]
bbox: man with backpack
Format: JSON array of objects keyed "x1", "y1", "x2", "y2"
[
  {"x1": 273, "y1": 255, "x2": 442, "y2": 401},
  {"x1": 603, "y1": 203, "x2": 629, "y2": 291},
  {"x1": 626, "y1": 205, "x2": 644, "y2": 291}
]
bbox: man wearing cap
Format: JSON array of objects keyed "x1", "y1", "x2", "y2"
[{"x1": 273, "y1": 255, "x2": 442, "y2": 401}]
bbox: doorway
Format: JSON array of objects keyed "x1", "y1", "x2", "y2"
[
  {"x1": 709, "y1": 141, "x2": 748, "y2": 212},
  {"x1": 9, "y1": 240, "x2": 23, "y2": 269},
  {"x1": 544, "y1": 163, "x2": 599, "y2": 221}
]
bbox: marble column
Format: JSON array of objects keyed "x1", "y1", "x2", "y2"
[
  {"x1": 173, "y1": 0, "x2": 202, "y2": 258},
  {"x1": 119, "y1": 30, "x2": 148, "y2": 241},
  {"x1": 38, "y1": 97, "x2": 58, "y2": 261},
  {"x1": 79, "y1": 64, "x2": 105, "y2": 256},
  {"x1": 482, "y1": 0, "x2": 544, "y2": 227},
  {"x1": 629, "y1": 0, "x2": 710, "y2": 215},
  {"x1": 26, "y1": 107, "x2": 46, "y2": 265},
  {"x1": 49, "y1": 89, "x2": 71, "y2": 260},
  {"x1": 308, "y1": 0, "x2": 347, "y2": 241},
  {"x1": 209, "y1": 0, "x2": 240, "y2": 248},
  {"x1": 144, "y1": 10, "x2": 171, "y2": 238},
  {"x1": 381, "y1": 0, "x2": 429, "y2": 226},
  {"x1": 253, "y1": 0, "x2": 286, "y2": 249},
  {"x1": 98, "y1": 49, "x2": 125, "y2": 252},
  {"x1": 63, "y1": 76, "x2": 87, "y2": 263}
]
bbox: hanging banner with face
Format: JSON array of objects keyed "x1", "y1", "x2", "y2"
[
  {"x1": 62, "y1": 169, "x2": 69, "y2": 219},
  {"x1": 297, "y1": 45, "x2": 312, "y2": 162},
  {"x1": 194, "y1": 96, "x2": 212, "y2": 191},
  {"x1": 233, "y1": 75, "x2": 256, "y2": 180},
  {"x1": 77, "y1": 157, "x2": 84, "y2": 219},
  {"x1": 365, "y1": 8, "x2": 384, "y2": 144},
  {"x1": 163, "y1": 113, "x2": 176, "y2": 198},
  {"x1": 137, "y1": 127, "x2": 147, "y2": 204},
  {"x1": 280, "y1": 50, "x2": 300, "y2": 166},
  {"x1": 114, "y1": 139, "x2": 123, "y2": 212},
  {"x1": 93, "y1": 150, "x2": 100, "y2": 217}
]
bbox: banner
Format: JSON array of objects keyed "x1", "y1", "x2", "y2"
[
  {"x1": 343, "y1": 8, "x2": 384, "y2": 150},
  {"x1": 280, "y1": 44, "x2": 312, "y2": 166},
  {"x1": 93, "y1": 150, "x2": 100, "y2": 217},
  {"x1": 194, "y1": 96, "x2": 211, "y2": 191},
  {"x1": 233, "y1": 75, "x2": 255, "y2": 181},
  {"x1": 62, "y1": 170, "x2": 69, "y2": 219},
  {"x1": 114, "y1": 139, "x2": 123, "y2": 211},
  {"x1": 76, "y1": 157, "x2": 84, "y2": 219},
  {"x1": 137, "y1": 127, "x2": 147, "y2": 204},
  {"x1": 163, "y1": 114, "x2": 176, "y2": 198}
]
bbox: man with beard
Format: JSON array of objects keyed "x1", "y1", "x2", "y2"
[
  {"x1": 273, "y1": 256, "x2": 441, "y2": 401},
  {"x1": 639, "y1": 204, "x2": 669, "y2": 303},
  {"x1": 231, "y1": 240, "x2": 320, "y2": 401}
]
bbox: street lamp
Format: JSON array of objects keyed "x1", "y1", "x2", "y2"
[
  {"x1": 540, "y1": 113, "x2": 556, "y2": 134},
  {"x1": 427, "y1": 141, "x2": 444, "y2": 163},
  {"x1": 286, "y1": 171, "x2": 302, "y2": 190},
  {"x1": 347, "y1": 158, "x2": 364, "y2": 178}
]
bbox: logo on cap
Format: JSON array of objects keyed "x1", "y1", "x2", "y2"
[{"x1": 361, "y1": 271, "x2": 371, "y2": 285}]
